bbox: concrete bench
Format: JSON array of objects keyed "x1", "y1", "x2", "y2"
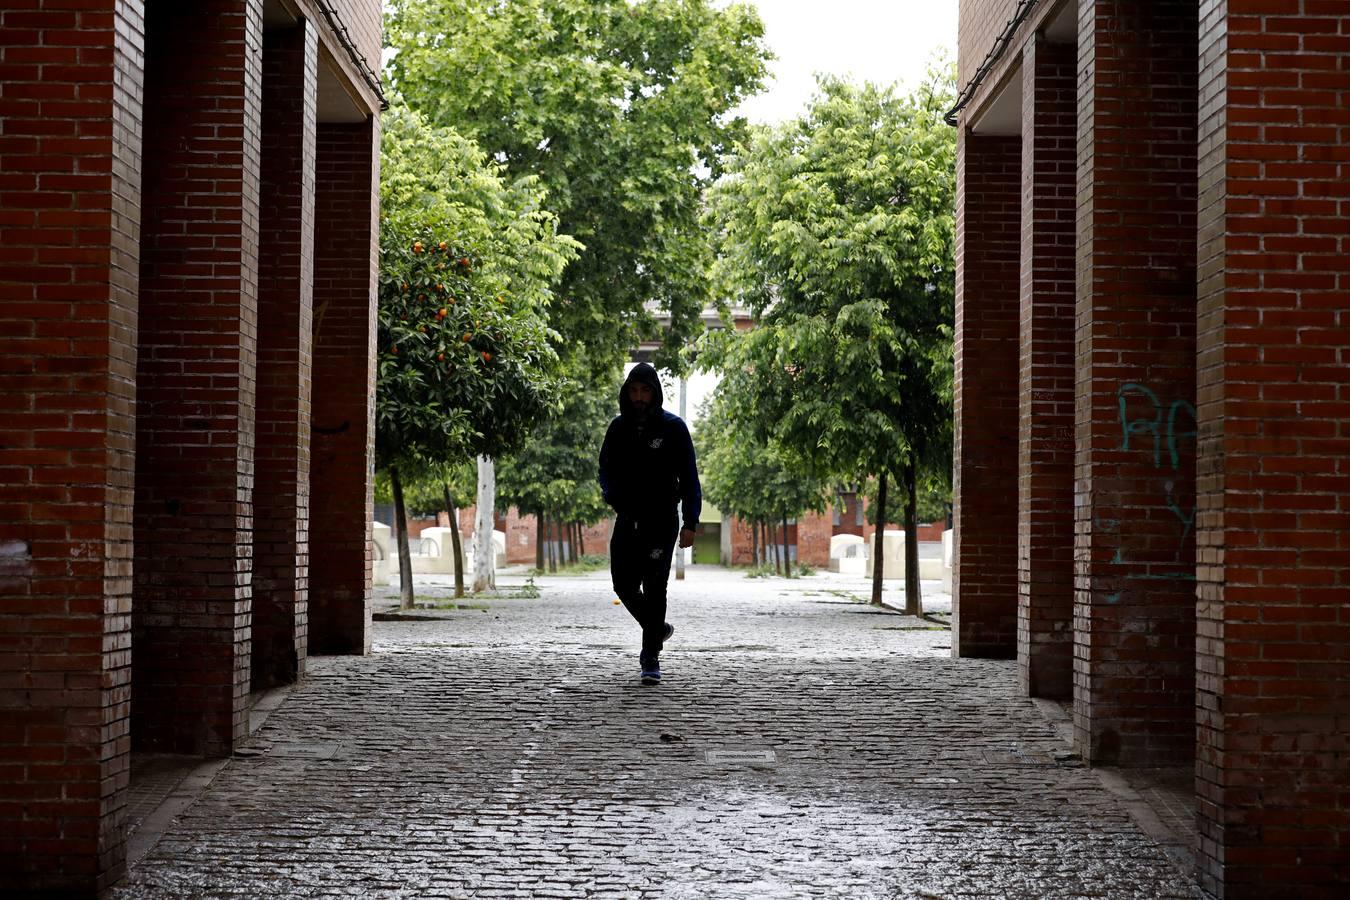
[{"x1": 828, "y1": 533, "x2": 868, "y2": 575}]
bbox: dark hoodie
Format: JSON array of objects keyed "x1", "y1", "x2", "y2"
[{"x1": 597, "y1": 363, "x2": 702, "y2": 529}]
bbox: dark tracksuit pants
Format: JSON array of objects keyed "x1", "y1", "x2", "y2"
[{"x1": 610, "y1": 511, "x2": 679, "y2": 659}]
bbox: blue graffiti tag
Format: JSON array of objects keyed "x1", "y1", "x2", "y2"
[
  {"x1": 1109, "y1": 383, "x2": 1198, "y2": 590},
  {"x1": 1117, "y1": 382, "x2": 1196, "y2": 471}
]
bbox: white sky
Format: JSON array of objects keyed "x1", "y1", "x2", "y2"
[{"x1": 729, "y1": 0, "x2": 958, "y2": 126}]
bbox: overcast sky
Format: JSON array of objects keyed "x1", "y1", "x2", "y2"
[{"x1": 731, "y1": 0, "x2": 958, "y2": 125}]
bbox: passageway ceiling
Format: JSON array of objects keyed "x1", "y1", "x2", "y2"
[
  {"x1": 967, "y1": 0, "x2": 1076, "y2": 136},
  {"x1": 263, "y1": 0, "x2": 370, "y2": 123}
]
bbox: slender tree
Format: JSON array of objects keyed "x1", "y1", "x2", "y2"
[
  {"x1": 694, "y1": 388, "x2": 827, "y2": 576},
  {"x1": 376, "y1": 106, "x2": 574, "y2": 605},
  {"x1": 699, "y1": 68, "x2": 956, "y2": 609}
]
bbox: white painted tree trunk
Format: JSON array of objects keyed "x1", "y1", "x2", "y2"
[
  {"x1": 675, "y1": 375, "x2": 686, "y2": 580},
  {"x1": 473, "y1": 455, "x2": 496, "y2": 592}
]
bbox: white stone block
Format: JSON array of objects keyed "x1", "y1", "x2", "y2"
[
  {"x1": 372, "y1": 521, "x2": 391, "y2": 586},
  {"x1": 866, "y1": 530, "x2": 905, "y2": 580},
  {"x1": 828, "y1": 533, "x2": 866, "y2": 573},
  {"x1": 412, "y1": 526, "x2": 466, "y2": 575}
]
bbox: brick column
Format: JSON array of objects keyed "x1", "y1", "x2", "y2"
[
  {"x1": 1017, "y1": 38, "x2": 1076, "y2": 699},
  {"x1": 309, "y1": 119, "x2": 378, "y2": 655},
  {"x1": 1196, "y1": 4, "x2": 1350, "y2": 897},
  {"x1": 953, "y1": 131, "x2": 1020, "y2": 658},
  {"x1": 132, "y1": 0, "x2": 263, "y2": 756},
  {"x1": 1073, "y1": 0, "x2": 1197, "y2": 765},
  {"x1": 252, "y1": 23, "x2": 318, "y2": 691},
  {"x1": 0, "y1": 1, "x2": 143, "y2": 891}
]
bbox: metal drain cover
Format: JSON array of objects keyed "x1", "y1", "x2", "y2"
[
  {"x1": 706, "y1": 749, "x2": 776, "y2": 764},
  {"x1": 268, "y1": 743, "x2": 340, "y2": 760}
]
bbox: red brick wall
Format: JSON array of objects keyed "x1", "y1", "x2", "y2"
[
  {"x1": 131, "y1": 0, "x2": 263, "y2": 758},
  {"x1": 1195, "y1": 4, "x2": 1350, "y2": 896},
  {"x1": 451, "y1": 506, "x2": 613, "y2": 565},
  {"x1": 1017, "y1": 37, "x2": 1076, "y2": 700},
  {"x1": 953, "y1": 132, "x2": 1021, "y2": 658},
  {"x1": 796, "y1": 511, "x2": 833, "y2": 568},
  {"x1": 958, "y1": 0, "x2": 1021, "y2": 95},
  {"x1": 323, "y1": 0, "x2": 382, "y2": 79},
  {"x1": 252, "y1": 21, "x2": 318, "y2": 691},
  {"x1": 1072, "y1": 0, "x2": 1198, "y2": 767},
  {"x1": 0, "y1": 1, "x2": 143, "y2": 890},
  {"x1": 719, "y1": 506, "x2": 932, "y2": 568},
  {"x1": 309, "y1": 118, "x2": 378, "y2": 655}
]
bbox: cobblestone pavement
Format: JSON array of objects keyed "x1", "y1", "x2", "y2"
[{"x1": 114, "y1": 567, "x2": 1201, "y2": 899}]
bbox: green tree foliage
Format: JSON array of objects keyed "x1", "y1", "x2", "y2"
[
  {"x1": 377, "y1": 105, "x2": 578, "y2": 604},
  {"x1": 693, "y1": 387, "x2": 827, "y2": 576},
  {"x1": 385, "y1": 0, "x2": 772, "y2": 371},
  {"x1": 374, "y1": 462, "x2": 473, "y2": 518},
  {"x1": 861, "y1": 470, "x2": 951, "y2": 527},
  {"x1": 496, "y1": 369, "x2": 617, "y2": 569},
  {"x1": 698, "y1": 68, "x2": 957, "y2": 608}
]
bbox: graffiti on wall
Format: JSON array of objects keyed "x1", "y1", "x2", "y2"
[{"x1": 1105, "y1": 382, "x2": 1197, "y2": 596}]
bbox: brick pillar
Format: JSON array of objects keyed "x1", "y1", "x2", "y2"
[
  {"x1": 1073, "y1": 0, "x2": 1197, "y2": 765},
  {"x1": 252, "y1": 23, "x2": 318, "y2": 691},
  {"x1": 309, "y1": 119, "x2": 377, "y2": 655},
  {"x1": 1196, "y1": 4, "x2": 1350, "y2": 897},
  {"x1": 0, "y1": 2, "x2": 143, "y2": 891},
  {"x1": 952, "y1": 132, "x2": 1020, "y2": 658},
  {"x1": 1016, "y1": 38, "x2": 1076, "y2": 699},
  {"x1": 132, "y1": 0, "x2": 263, "y2": 756}
]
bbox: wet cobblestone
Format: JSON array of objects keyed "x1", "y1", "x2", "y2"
[{"x1": 114, "y1": 569, "x2": 1201, "y2": 899}]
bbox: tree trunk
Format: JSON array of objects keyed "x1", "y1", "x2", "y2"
[
  {"x1": 871, "y1": 470, "x2": 888, "y2": 606},
  {"x1": 535, "y1": 514, "x2": 544, "y2": 571},
  {"x1": 443, "y1": 481, "x2": 465, "y2": 599},
  {"x1": 472, "y1": 456, "x2": 495, "y2": 592},
  {"x1": 577, "y1": 521, "x2": 586, "y2": 557},
  {"x1": 771, "y1": 519, "x2": 781, "y2": 576},
  {"x1": 749, "y1": 517, "x2": 758, "y2": 568},
  {"x1": 391, "y1": 465, "x2": 415, "y2": 610},
  {"x1": 547, "y1": 518, "x2": 557, "y2": 573},
  {"x1": 782, "y1": 515, "x2": 791, "y2": 578},
  {"x1": 564, "y1": 521, "x2": 573, "y2": 565},
  {"x1": 903, "y1": 450, "x2": 923, "y2": 617}
]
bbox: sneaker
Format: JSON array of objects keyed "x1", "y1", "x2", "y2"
[
  {"x1": 640, "y1": 653, "x2": 662, "y2": 685},
  {"x1": 662, "y1": 622, "x2": 675, "y2": 645}
]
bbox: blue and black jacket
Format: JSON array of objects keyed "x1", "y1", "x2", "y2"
[{"x1": 597, "y1": 363, "x2": 702, "y2": 530}]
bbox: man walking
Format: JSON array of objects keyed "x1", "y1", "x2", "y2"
[{"x1": 598, "y1": 363, "x2": 701, "y2": 684}]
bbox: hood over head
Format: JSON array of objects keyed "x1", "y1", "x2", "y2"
[{"x1": 619, "y1": 363, "x2": 664, "y2": 418}]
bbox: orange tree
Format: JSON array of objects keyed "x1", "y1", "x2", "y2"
[
  {"x1": 376, "y1": 105, "x2": 578, "y2": 606},
  {"x1": 377, "y1": 225, "x2": 564, "y2": 606}
]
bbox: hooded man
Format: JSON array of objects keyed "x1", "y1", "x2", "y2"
[{"x1": 598, "y1": 363, "x2": 701, "y2": 684}]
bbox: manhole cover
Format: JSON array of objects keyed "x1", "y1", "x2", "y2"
[
  {"x1": 706, "y1": 749, "x2": 776, "y2": 764},
  {"x1": 268, "y1": 743, "x2": 340, "y2": 760}
]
